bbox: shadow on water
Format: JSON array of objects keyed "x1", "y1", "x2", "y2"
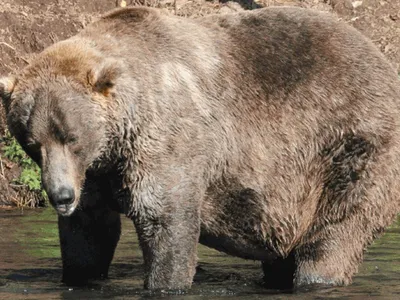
[{"x1": 1, "y1": 208, "x2": 400, "y2": 299}]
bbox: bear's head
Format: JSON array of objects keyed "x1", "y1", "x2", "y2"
[{"x1": 0, "y1": 41, "x2": 122, "y2": 216}]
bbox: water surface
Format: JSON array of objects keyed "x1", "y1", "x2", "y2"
[{"x1": 0, "y1": 208, "x2": 399, "y2": 299}]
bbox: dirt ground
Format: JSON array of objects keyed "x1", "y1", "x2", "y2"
[{"x1": 0, "y1": 0, "x2": 399, "y2": 206}]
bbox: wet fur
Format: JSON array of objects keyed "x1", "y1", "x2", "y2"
[{"x1": 2, "y1": 6, "x2": 400, "y2": 290}]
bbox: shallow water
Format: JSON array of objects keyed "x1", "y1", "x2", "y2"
[{"x1": 0, "y1": 208, "x2": 399, "y2": 299}]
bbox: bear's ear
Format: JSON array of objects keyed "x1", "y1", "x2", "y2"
[
  {"x1": 87, "y1": 60, "x2": 121, "y2": 97},
  {"x1": 0, "y1": 76, "x2": 17, "y2": 112}
]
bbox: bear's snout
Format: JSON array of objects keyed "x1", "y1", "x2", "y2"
[
  {"x1": 48, "y1": 185, "x2": 76, "y2": 215},
  {"x1": 50, "y1": 186, "x2": 75, "y2": 205},
  {"x1": 48, "y1": 186, "x2": 75, "y2": 213},
  {"x1": 40, "y1": 145, "x2": 82, "y2": 216}
]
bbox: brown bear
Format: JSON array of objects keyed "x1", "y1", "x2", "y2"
[{"x1": 1, "y1": 6, "x2": 400, "y2": 291}]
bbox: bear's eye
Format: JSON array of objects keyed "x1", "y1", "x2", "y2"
[
  {"x1": 65, "y1": 135, "x2": 78, "y2": 145},
  {"x1": 72, "y1": 146, "x2": 83, "y2": 156},
  {"x1": 26, "y1": 139, "x2": 41, "y2": 150},
  {"x1": 25, "y1": 139, "x2": 42, "y2": 164}
]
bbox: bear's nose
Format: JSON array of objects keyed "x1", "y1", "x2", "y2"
[{"x1": 52, "y1": 187, "x2": 75, "y2": 206}]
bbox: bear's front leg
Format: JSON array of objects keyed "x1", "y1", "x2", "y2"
[
  {"x1": 58, "y1": 208, "x2": 121, "y2": 286},
  {"x1": 132, "y1": 181, "x2": 201, "y2": 290},
  {"x1": 58, "y1": 177, "x2": 121, "y2": 286}
]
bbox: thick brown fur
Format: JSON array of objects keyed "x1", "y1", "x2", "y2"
[{"x1": 1, "y1": 6, "x2": 400, "y2": 291}]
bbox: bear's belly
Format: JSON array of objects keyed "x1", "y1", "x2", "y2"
[
  {"x1": 200, "y1": 184, "x2": 277, "y2": 262},
  {"x1": 199, "y1": 231, "x2": 277, "y2": 262}
]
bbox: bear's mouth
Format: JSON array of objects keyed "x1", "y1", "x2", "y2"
[{"x1": 55, "y1": 203, "x2": 77, "y2": 216}]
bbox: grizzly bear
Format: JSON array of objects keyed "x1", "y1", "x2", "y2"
[{"x1": 1, "y1": 6, "x2": 400, "y2": 291}]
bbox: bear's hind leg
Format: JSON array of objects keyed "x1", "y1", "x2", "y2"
[
  {"x1": 262, "y1": 253, "x2": 296, "y2": 290},
  {"x1": 294, "y1": 146, "x2": 400, "y2": 290},
  {"x1": 294, "y1": 214, "x2": 369, "y2": 289}
]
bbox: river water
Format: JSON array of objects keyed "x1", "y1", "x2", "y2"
[{"x1": 0, "y1": 208, "x2": 399, "y2": 299}]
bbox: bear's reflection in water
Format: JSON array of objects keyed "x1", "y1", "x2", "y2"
[{"x1": 0, "y1": 208, "x2": 399, "y2": 299}]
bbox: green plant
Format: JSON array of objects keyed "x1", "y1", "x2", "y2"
[
  {"x1": 2, "y1": 133, "x2": 29, "y2": 164},
  {"x1": 2, "y1": 131, "x2": 47, "y2": 207},
  {"x1": 19, "y1": 167, "x2": 42, "y2": 192}
]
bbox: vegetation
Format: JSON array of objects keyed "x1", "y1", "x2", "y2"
[{"x1": 2, "y1": 131, "x2": 47, "y2": 207}]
